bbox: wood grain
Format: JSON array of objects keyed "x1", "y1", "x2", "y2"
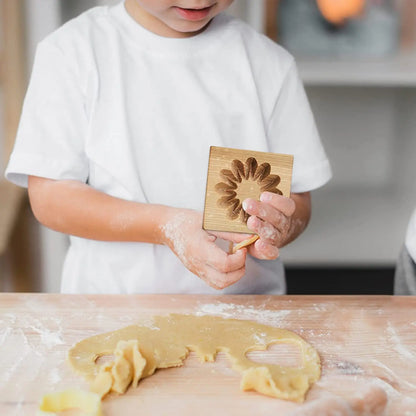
[
  {"x1": 203, "y1": 146, "x2": 293, "y2": 233},
  {"x1": 0, "y1": 294, "x2": 415, "y2": 415}
]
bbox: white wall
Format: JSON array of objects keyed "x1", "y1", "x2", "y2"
[{"x1": 282, "y1": 86, "x2": 416, "y2": 266}]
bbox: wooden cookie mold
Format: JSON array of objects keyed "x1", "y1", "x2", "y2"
[{"x1": 203, "y1": 146, "x2": 293, "y2": 234}]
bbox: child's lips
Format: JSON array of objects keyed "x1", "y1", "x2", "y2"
[{"x1": 174, "y1": 5, "x2": 214, "y2": 21}]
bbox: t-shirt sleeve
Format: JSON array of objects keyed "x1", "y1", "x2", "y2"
[
  {"x1": 267, "y1": 60, "x2": 332, "y2": 193},
  {"x1": 5, "y1": 39, "x2": 89, "y2": 188}
]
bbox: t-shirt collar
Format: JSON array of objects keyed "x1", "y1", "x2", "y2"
[{"x1": 110, "y1": 1, "x2": 231, "y2": 57}]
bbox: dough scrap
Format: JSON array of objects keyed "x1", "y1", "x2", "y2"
[
  {"x1": 68, "y1": 314, "x2": 321, "y2": 402},
  {"x1": 232, "y1": 235, "x2": 260, "y2": 253},
  {"x1": 37, "y1": 389, "x2": 102, "y2": 416},
  {"x1": 90, "y1": 339, "x2": 146, "y2": 397}
]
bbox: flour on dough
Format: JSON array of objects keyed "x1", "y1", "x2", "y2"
[{"x1": 68, "y1": 314, "x2": 321, "y2": 402}]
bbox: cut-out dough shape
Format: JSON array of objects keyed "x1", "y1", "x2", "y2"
[
  {"x1": 68, "y1": 314, "x2": 321, "y2": 402},
  {"x1": 37, "y1": 389, "x2": 102, "y2": 416},
  {"x1": 232, "y1": 235, "x2": 260, "y2": 254}
]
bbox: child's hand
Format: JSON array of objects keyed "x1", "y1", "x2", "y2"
[
  {"x1": 242, "y1": 192, "x2": 297, "y2": 260},
  {"x1": 161, "y1": 209, "x2": 248, "y2": 290}
]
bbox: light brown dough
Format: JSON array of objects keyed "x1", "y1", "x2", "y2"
[
  {"x1": 68, "y1": 314, "x2": 321, "y2": 402},
  {"x1": 90, "y1": 340, "x2": 146, "y2": 397},
  {"x1": 231, "y1": 235, "x2": 260, "y2": 253}
]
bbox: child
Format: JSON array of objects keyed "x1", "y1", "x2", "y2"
[
  {"x1": 394, "y1": 208, "x2": 416, "y2": 295},
  {"x1": 5, "y1": 0, "x2": 332, "y2": 294}
]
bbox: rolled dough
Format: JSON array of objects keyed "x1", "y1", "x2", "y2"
[{"x1": 68, "y1": 314, "x2": 320, "y2": 402}]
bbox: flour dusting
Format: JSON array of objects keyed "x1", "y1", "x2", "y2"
[
  {"x1": 160, "y1": 211, "x2": 190, "y2": 265},
  {"x1": 371, "y1": 359, "x2": 416, "y2": 390},
  {"x1": 386, "y1": 323, "x2": 416, "y2": 362},
  {"x1": 0, "y1": 326, "x2": 13, "y2": 346},
  {"x1": 251, "y1": 332, "x2": 270, "y2": 346},
  {"x1": 28, "y1": 317, "x2": 64, "y2": 349},
  {"x1": 29, "y1": 324, "x2": 64, "y2": 349},
  {"x1": 194, "y1": 302, "x2": 291, "y2": 325},
  {"x1": 1, "y1": 328, "x2": 32, "y2": 383},
  {"x1": 334, "y1": 361, "x2": 364, "y2": 376},
  {"x1": 136, "y1": 316, "x2": 161, "y2": 331},
  {"x1": 48, "y1": 367, "x2": 62, "y2": 385}
]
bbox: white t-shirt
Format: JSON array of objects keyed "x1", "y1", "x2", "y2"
[
  {"x1": 6, "y1": 2, "x2": 332, "y2": 294},
  {"x1": 406, "y1": 209, "x2": 416, "y2": 262}
]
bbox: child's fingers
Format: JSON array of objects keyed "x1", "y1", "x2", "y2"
[
  {"x1": 202, "y1": 239, "x2": 247, "y2": 289},
  {"x1": 206, "y1": 245, "x2": 247, "y2": 274},
  {"x1": 260, "y1": 192, "x2": 296, "y2": 216},
  {"x1": 247, "y1": 216, "x2": 282, "y2": 246},
  {"x1": 187, "y1": 235, "x2": 247, "y2": 289},
  {"x1": 243, "y1": 198, "x2": 290, "y2": 233},
  {"x1": 202, "y1": 264, "x2": 247, "y2": 290},
  {"x1": 248, "y1": 238, "x2": 279, "y2": 260}
]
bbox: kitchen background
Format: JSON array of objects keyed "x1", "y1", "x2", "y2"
[{"x1": 1, "y1": 0, "x2": 415, "y2": 294}]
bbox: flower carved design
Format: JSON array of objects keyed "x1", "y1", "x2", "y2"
[{"x1": 215, "y1": 157, "x2": 282, "y2": 223}]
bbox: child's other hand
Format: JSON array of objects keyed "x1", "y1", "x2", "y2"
[
  {"x1": 242, "y1": 192, "x2": 296, "y2": 260},
  {"x1": 161, "y1": 209, "x2": 248, "y2": 290}
]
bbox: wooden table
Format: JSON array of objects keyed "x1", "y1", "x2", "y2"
[{"x1": 1, "y1": 294, "x2": 415, "y2": 415}]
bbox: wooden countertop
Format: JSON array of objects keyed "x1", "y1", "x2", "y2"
[{"x1": 1, "y1": 294, "x2": 415, "y2": 415}]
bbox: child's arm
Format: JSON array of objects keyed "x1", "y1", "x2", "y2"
[
  {"x1": 242, "y1": 191, "x2": 311, "y2": 260},
  {"x1": 28, "y1": 175, "x2": 247, "y2": 290}
]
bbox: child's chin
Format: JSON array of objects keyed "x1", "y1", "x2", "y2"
[{"x1": 170, "y1": 20, "x2": 211, "y2": 36}]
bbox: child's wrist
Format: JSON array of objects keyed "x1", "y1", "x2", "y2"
[{"x1": 156, "y1": 206, "x2": 182, "y2": 247}]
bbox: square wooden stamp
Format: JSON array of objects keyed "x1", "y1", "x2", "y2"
[{"x1": 203, "y1": 146, "x2": 293, "y2": 234}]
